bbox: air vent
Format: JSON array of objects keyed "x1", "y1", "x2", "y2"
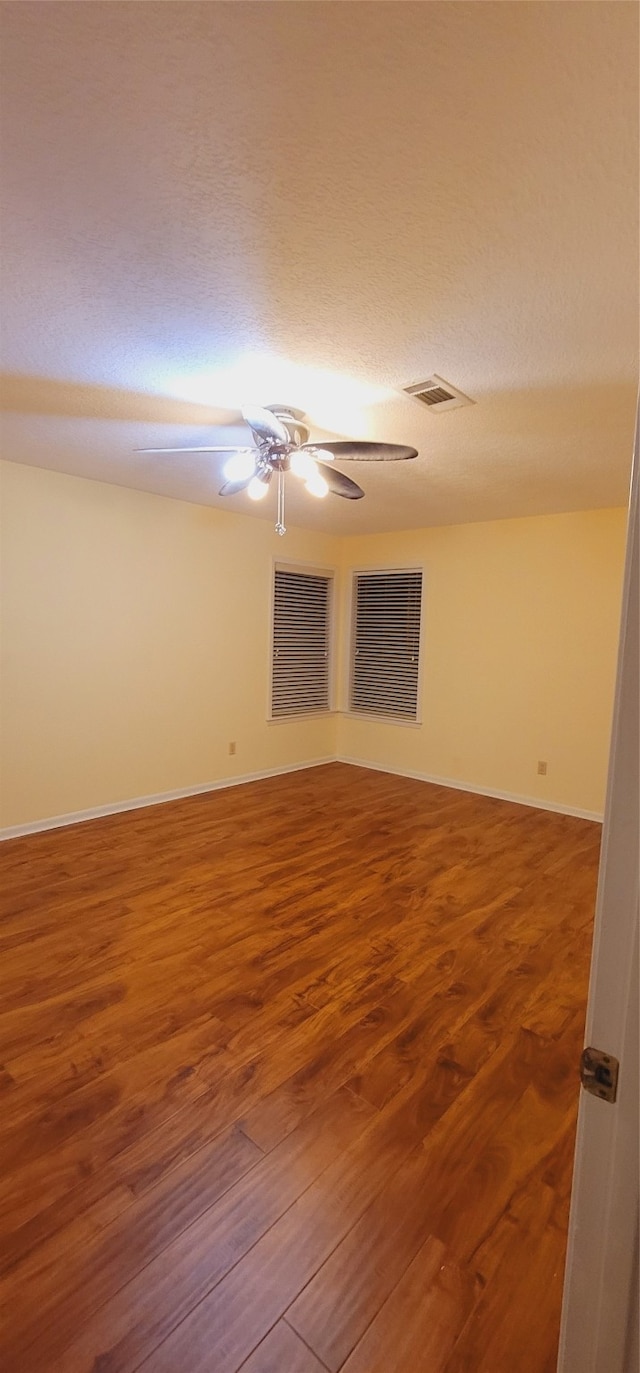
[{"x1": 403, "y1": 375, "x2": 474, "y2": 412}]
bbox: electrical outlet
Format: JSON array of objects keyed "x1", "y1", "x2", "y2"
[
  {"x1": 537, "y1": 760, "x2": 547, "y2": 776},
  {"x1": 228, "y1": 741, "x2": 236, "y2": 756}
]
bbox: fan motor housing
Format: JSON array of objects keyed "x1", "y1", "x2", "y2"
[{"x1": 266, "y1": 405, "x2": 310, "y2": 446}]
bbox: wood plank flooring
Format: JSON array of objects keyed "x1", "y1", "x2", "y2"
[{"x1": 0, "y1": 763, "x2": 601, "y2": 1372}]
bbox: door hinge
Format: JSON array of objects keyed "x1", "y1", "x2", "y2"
[{"x1": 580, "y1": 1046, "x2": 619, "y2": 1103}]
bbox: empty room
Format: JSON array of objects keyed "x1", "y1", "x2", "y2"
[{"x1": 0, "y1": 3, "x2": 638, "y2": 1372}]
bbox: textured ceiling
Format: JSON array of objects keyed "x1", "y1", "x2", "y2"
[{"x1": 0, "y1": 1, "x2": 638, "y2": 534}]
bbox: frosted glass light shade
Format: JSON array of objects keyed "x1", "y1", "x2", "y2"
[
  {"x1": 290, "y1": 451, "x2": 318, "y2": 480},
  {"x1": 223, "y1": 450, "x2": 256, "y2": 482},
  {"x1": 305, "y1": 471, "x2": 329, "y2": 498},
  {"x1": 247, "y1": 476, "x2": 269, "y2": 501}
]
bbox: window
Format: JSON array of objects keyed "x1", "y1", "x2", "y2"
[
  {"x1": 271, "y1": 565, "x2": 333, "y2": 717},
  {"x1": 350, "y1": 569, "x2": 423, "y2": 721}
]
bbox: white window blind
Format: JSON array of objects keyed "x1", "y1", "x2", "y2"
[
  {"x1": 350, "y1": 569, "x2": 423, "y2": 720},
  {"x1": 271, "y1": 567, "x2": 332, "y2": 717}
]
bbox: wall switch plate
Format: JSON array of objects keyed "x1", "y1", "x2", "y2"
[{"x1": 537, "y1": 760, "x2": 547, "y2": 775}]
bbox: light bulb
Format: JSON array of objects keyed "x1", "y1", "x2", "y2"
[
  {"x1": 289, "y1": 451, "x2": 317, "y2": 481},
  {"x1": 305, "y1": 471, "x2": 329, "y2": 499},
  {"x1": 247, "y1": 475, "x2": 269, "y2": 501},
  {"x1": 223, "y1": 450, "x2": 256, "y2": 482}
]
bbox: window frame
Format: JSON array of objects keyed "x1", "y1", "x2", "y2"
[
  {"x1": 268, "y1": 558, "x2": 337, "y2": 723},
  {"x1": 345, "y1": 564, "x2": 425, "y2": 727}
]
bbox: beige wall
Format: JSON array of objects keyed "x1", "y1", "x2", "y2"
[
  {"x1": 0, "y1": 461, "x2": 340, "y2": 828},
  {"x1": 337, "y1": 509, "x2": 627, "y2": 816},
  {"x1": 0, "y1": 461, "x2": 627, "y2": 829}
]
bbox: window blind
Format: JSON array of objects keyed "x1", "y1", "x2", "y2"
[
  {"x1": 271, "y1": 568, "x2": 332, "y2": 717},
  {"x1": 350, "y1": 569, "x2": 423, "y2": 720}
]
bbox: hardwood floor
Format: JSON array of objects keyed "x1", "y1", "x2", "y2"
[{"x1": 0, "y1": 763, "x2": 601, "y2": 1372}]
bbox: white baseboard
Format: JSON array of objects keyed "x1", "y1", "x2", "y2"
[
  {"x1": 336, "y1": 755, "x2": 604, "y2": 823},
  {"x1": 0, "y1": 758, "x2": 335, "y2": 841},
  {"x1": 0, "y1": 752, "x2": 603, "y2": 840}
]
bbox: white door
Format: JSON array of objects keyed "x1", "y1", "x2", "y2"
[{"x1": 558, "y1": 411, "x2": 639, "y2": 1372}]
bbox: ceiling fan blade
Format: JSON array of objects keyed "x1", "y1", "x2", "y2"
[
  {"x1": 242, "y1": 405, "x2": 289, "y2": 446},
  {"x1": 299, "y1": 444, "x2": 335, "y2": 462},
  {"x1": 310, "y1": 441, "x2": 418, "y2": 462},
  {"x1": 135, "y1": 446, "x2": 256, "y2": 456},
  {"x1": 219, "y1": 472, "x2": 257, "y2": 496},
  {"x1": 316, "y1": 462, "x2": 364, "y2": 500}
]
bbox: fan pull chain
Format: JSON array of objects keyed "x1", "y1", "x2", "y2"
[{"x1": 276, "y1": 468, "x2": 286, "y2": 536}]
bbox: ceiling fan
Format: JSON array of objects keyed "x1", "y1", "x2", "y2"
[{"x1": 136, "y1": 404, "x2": 418, "y2": 535}]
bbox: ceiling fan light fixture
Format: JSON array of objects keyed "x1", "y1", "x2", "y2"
[
  {"x1": 247, "y1": 474, "x2": 270, "y2": 501},
  {"x1": 290, "y1": 451, "x2": 318, "y2": 480},
  {"x1": 305, "y1": 470, "x2": 329, "y2": 499},
  {"x1": 136, "y1": 401, "x2": 414, "y2": 531},
  {"x1": 223, "y1": 450, "x2": 256, "y2": 482}
]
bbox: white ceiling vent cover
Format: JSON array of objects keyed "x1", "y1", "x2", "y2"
[{"x1": 403, "y1": 375, "x2": 474, "y2": 412}]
